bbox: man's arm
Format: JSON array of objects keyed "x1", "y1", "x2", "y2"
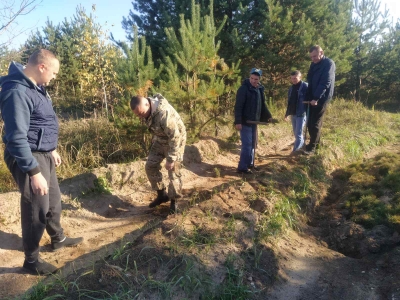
[
  {"x1": 234, "y1": 86, "x2": 246, "y2": 125},
  {"x1": 1, "y1": 89, "x2": 39, "y2": 175},
  {"x1": 1, "y1": 89, "x2": 49, "y2": 195}
]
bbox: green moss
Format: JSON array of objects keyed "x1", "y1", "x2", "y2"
[{"x1": 340, "y1": 152, "x2": 400, "y2": 229}]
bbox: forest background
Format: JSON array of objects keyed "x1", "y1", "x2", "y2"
[{"x1": 0, "y1": 0, "x2": 399, "y2": 189}]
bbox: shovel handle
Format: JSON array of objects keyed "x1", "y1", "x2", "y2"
[{"x1": 246, "y1": 121, "x2": 270, "y2": 125}]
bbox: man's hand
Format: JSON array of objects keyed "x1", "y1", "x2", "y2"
[
  {"x1": 165, "y1": 160, "x2": 175, "y2": 171},
  {"x1": 235, "y1": 124, "x2": 242, "y2": 131},
  {"x1": 30, "y1": 173, "x2": 49, "y2": 195},
  {"x1": 284, "y1": 116, "x2": 290, "y2": 121},
  {"x1": 51, "y1": 150, "x2": 62, "y2": 167},
  {"x1": 310, "y1": 100, "x2": 318, "y2": 106}
]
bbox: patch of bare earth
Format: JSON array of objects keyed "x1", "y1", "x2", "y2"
[{"x1": 0, "y1": 136, "x2": 399, "y2": 299}]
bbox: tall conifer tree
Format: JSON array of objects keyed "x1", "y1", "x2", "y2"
[{"x1": 160, "y1": 0, "x2": 241, "y2": 137}]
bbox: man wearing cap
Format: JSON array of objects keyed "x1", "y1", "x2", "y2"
[
  {"x1": 234, "y1": 68, "x2": 273, "y2": 174},
  {"x1": 304, "y1": 45, "x2": 335, "y2": 154}
]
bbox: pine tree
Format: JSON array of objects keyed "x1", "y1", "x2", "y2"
[
  {"x1": 160, "y1": 0, "x2": 241, "y2": 137},
  {"x1": 114, "y1": 27, "x2": 162, "y2": 151},
  {"x1": 365, "y1": 21, "x2": 400, "y2": 102},
  {"x1": 122, "y1": 0, "x2": 192, "y2": 62},
  {"x1": 350, "y1": 0, "x2": 389, "y2": 102},
  {"x1": 21, "y1": 6, "x2": 122, "y2": 114},
  {"x1": 230, "y1": 0, "x2": 355, "y2": 101},
  {"x1": 122, "y1": 0, "x2": 250, "y2": 64}
]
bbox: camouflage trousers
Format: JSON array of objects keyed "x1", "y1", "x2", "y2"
[{"x1": 145, "y1": 140, "x2": 185, "y2": 199}]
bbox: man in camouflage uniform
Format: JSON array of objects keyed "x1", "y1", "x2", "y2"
[{"x1": 131, "y1": 94, "x2": 186, "y2": 213}]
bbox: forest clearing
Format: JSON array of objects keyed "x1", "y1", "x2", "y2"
[{"x1": 1, "y1": 100, "x2": 400, "y2": 299}]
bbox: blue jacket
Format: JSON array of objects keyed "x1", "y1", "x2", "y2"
[
  {"x1": 285, "y1": 81, "x2": 308, "y2": 117},
  {"x1": 234, "y1": 79, "x2": 272, "y2": 125},
  {"x1": 306, "y1": 56, "x2": 336, "y2": 105},
  {"x1": 0, "y1": 62, "x2": 59, "y2": 175}
]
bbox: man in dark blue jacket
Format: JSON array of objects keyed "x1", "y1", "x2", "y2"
[
  {"x1": 304, "y1": 45, "x2": 336, "y2": 154},
  {"x1": 285, "y1": 70, "x2": 308, "y2": 153},
  {"x1": 234, "y1": 68, "x2": 272, "y2": 173},
  {"x1": 0, "y1": 49, "x2": 83, "y2": 275}
]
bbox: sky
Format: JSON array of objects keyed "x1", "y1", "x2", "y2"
[
  {"x1": 1, "y1": 0, "x2": 399, "y2": 50},
  {"x1": 0, "y1": 0, "x2": 133, "y2": 49}
]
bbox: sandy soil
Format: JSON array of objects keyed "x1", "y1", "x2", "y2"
[{"x1": 0, "y1": 137, "x2": 399, "y2": 299}]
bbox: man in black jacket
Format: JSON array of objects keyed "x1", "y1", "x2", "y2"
[
  {"x1": 234, "y1": 68, "x2": 273, "y2": 173},
  {"x1": 304, "y1": 45, "x2": 336, "y2": 154},
  {"x1": 0, "y1": 49, "x2": 83, "y2": 275}
]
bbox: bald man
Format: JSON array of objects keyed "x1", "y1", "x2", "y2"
[
  {"x1": 0, "y1": 49, "x2": 83, "y2": 275},
  {"x1": 304, "y1": 45, "x2": 336, "y2": 154}
]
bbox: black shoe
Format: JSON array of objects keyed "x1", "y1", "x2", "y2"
[
  {"x1": 248, "y1": 165, "x2": 260, "y2": 171},
  {"x1": 302, "y1": 149, "x2": 315, "y2": 156},
  {"x1": 170, "y1": 200, "x2": 178, "y2": 214},
  {"x1": 23, "y1": 258, "x2": 58, "y2": 275},
  {"x1": 51, "y1": 237, "x2": 83, "y2": 252},
  {"x1": 149, "y1": 189, "x2": 170, "y2": 208},
  {"x1": 237, "y1": 169, "x2": 253, "y2": 174}
]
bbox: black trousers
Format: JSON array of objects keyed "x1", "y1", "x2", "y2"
[
  {"x1": 307, "y1": 102, "x2": 328, "y2": 150},
  {"x1": 5, "y1": 151, "x2": 65, "y2": 261}
]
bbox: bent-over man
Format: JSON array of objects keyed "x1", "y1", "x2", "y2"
[{"x1": 130, "y1": 94, "x2": 186, "y2": 213}]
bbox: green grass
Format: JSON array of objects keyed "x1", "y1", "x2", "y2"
[
  {"x1": 9, "y1": 98, "x2": 400, "y2": 299},
  {"x1": 335, "y1": 152, "x2": 400, "y2": 229}
]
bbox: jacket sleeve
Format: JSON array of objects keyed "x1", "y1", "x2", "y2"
[
  {"x1": 260, "y1": 89, "x2": 272, "y2": 122},
  {"x1": 313, "y1": 59, "x2": 335, "y2": 102},
  {"x1": 234, "y1": 86, "x2": 246, "y2": 124},
  {"x1": 285, "y1": 87, "x2": 292, "y2": 118},
  {"x1": 160, "y1": 109, "x2": 184, "y2": 162},
  {"x1": 1, "y1": 89, "x2": 39, "y2": 175}
]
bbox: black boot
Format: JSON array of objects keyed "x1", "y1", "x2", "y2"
[
  {"x1": 51, "y1": 237, "x2": 84, "y2": 252},
  {"x1": 23, "y1": 258, "x2": 58, "y2": 275},
  {"x1": 149, "y1": 189, "x2": 169, "y2": 208},
  {"x1": 169, "y1": 199, "x2": 178, "y2": 214}
]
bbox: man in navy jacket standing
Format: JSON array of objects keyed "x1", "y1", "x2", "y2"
[
  {"x1": 304, "y1": 45, "x2": 336, "y2": 154},
  {"x1": 234, "y1": 68, "x2": 272, "y2": 173},
  {"x1": 0, "y1": 49, "x2": 83, "y2": 275}
]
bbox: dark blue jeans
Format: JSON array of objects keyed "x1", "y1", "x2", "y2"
[
  {"x1": 5, "y1": 150, "x2": 65, "y2": 262},
  {"x1": 238, "y1": 124, "x2": 257, "y2": 171}
]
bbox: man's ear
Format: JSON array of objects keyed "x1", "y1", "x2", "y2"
[{"x1": 38, "y1": 63, "x2": 45, "y2": 73}]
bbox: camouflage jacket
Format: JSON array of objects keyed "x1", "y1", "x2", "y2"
[{"x1": 145, "y1": 94, "x2": 186, "y2": 162}]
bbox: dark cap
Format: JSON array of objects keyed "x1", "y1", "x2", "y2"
[{"x1": 250, "y1": 68, "x2": 262, "y2": 76}]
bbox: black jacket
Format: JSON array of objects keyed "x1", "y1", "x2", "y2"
[
  {"x1": 234, "y1": 79, "x2": 272, "y2": 125},
  {"x1": 0, "y1": 62, "x2": 59, "y2": 175},
  {"x1": 306, "y1": 56, "x2": 336, "y2": 105}
]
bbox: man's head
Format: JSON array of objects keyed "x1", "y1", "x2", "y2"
[
  {"x1": 290, "y1": 70, "x2": 302, "y2": 85},
  {"x1": 131, "y1": 96, "x2": 151, "y2": 118},
  {"x1": 309, "y1": 45, "x2": 324, "y2": 64},
  {"x1": 25, "y1": 49, "x2": 59, "y2": 86},
  {"x1": 249, "y1": 68, "x2": 262, "y2": 88}
]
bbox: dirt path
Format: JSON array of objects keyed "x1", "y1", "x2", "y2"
[
  {"x1": 0, "y1": 138, "x2": 399, "y2": 299},
  {"x1": 0, "y1": 139, "x2": 240, "y2": 299}
]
